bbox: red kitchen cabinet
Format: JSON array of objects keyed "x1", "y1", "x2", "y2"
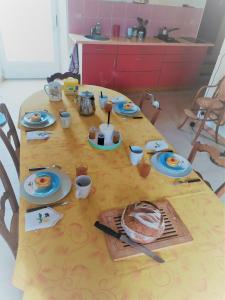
[
  {"x1": 159, "y1": 46, "x2": 208, "y2": 88},
  {"x1": 81, "y1": 43, "x2": 209, "y2": 90},
  {"x1": 115, "y1": 71, "x2": 160, "y2": 89},
  {"x1": 82, "y1": 45, "x2": 117, "y2": 88},
  {"x1": 117, "y1": 54, "x2": 162, "y2": 72},
  {"x1": 83, "y1": 53, "x2": 116, "y2": 88}
]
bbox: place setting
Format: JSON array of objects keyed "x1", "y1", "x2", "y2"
[{"x1": 20, "y1": 110, "x2": 56, "y2": 130}]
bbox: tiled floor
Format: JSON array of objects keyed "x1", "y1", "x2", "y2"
[{"x1": 0, "y1": 80, "x2": 224, "y2": 300}]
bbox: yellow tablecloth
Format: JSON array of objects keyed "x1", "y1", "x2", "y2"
[{"x1": 13, "y1": 86, "x2": 225, "y2": 300}]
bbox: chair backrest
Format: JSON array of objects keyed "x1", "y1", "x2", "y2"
[
  {"x1": 214, "y1": 76, "x2": 225, "y2": 102},
  {"x1": 47, "y1": 72, "x2": 81, "y2": 84},
  {"x1": 139, "y1": 90, "x2": 161, "y2": 125},
  {"x1": 188, "y1": 142, "x2": 225, "y2": 197},
  {"x1": 0, "y1": 103, "x2": 20, "y2": 177},
  {"x1": 0, "y1": 161, "x2": 19, "y2": 257},
  {"x1": 188, "y1": 141, "x2": 225, "y2": 168}
]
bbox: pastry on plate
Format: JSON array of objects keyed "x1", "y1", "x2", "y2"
[
  {"x1": 123, "y1": 103, "x2": 135, "y2": 111},
  {"x1": 30, "y1": 112, "x2": 41, "y2": 122},
  {"x1": 121, "y1": 201, "x2": 165, "y2": 244},
  {"x1": 166, "y1": 156, "x2": 180, "y2": 167},
  {"x1": 35, "y1": 175, "x2": 52, "y2": 192}
]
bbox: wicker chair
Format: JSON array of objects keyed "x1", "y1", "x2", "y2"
[
  {"x1": 0, "y1": 161, "x2": 19, "y2": 257},
  {"x1": 139, "y1": 90, "x2": 161, "y2": 125},
  {"x1": 188, "y1": 141, "x2": 225, "y2": 197},
  {"x1": 178, "y1": 76, "x2": 225, "y2": 144},
  {"x1": 0, "y1": 103, "x2": 20, "y2": 177}
]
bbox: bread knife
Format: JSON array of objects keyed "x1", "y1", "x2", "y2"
[{"x1": 94, "y1": 221, "x2": 165, "y2": 263}]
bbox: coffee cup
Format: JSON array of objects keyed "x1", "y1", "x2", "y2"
[
  {"x1": 129, "y1": 146, "x2": 143, "y2": 166},
  {"x1": 60, "y1": 112, "x2": 71, "y2": 128},
  {"x1": 75, "y1": 175, "x2": 92, "y2": 199}
]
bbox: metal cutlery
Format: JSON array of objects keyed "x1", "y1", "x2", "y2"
[
  {"x1": 94, "y1": 221, "x2": 165, "y2": 263},
  {"x1": 173, "y1": 178, "x2": 201, "y2": 185},
  {"x1": 147, "y1": 149, "x2": 174, "y2": 155},
  {"x1": 29, "y1": 164, "x2": 61, "y2": 172},
  {"x1": 26, "y1": 200, "x2": 71, "y2": 213}
]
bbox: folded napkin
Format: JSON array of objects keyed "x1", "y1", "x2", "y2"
[
  {"x1": 145, "y1": 140, "x2": 169, "y2": 152},
  {"x1": 26, "y1": 131, "x2": 50, "y2": 140},
  {"x1": 25, "y1": 207, "x2": 63, "y2": 231}
]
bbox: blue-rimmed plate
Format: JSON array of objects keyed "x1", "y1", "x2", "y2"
[
  {"x1": 21, "y1": 168, "x2": 72, "y2": 205},
  {"x1": 21, "y1": 111, "x2": 56, "y2": 129},
  {"x1": 151, "y1": 152, "x2": 192, "y2": 178},
  {"x1": 0, "y1": 112, "x2": 6, "y2": 127},
  {"x1": 23, "y1": 171, "x2": 61, "y2": 198},
  {"x1": 23, "y1": 111, "x2": 49, "y2": 125},
  {"x1": 113, "y1": 102, "x2": 140, "y2": 116}
]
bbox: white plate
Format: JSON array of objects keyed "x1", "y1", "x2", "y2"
[
  {"x1": 151, "y1": 153, "x2": 192, "y2": 178},
  {"x1": 145, "y1": 140, "x2": 169, "y2": 151},
  {"x1": 21, "y1": 168, "x2": 72, "y2": 205}
]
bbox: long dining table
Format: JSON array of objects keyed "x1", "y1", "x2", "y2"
[{"x1": 13, "y1": 85, "x2": 225, "y2": 300}]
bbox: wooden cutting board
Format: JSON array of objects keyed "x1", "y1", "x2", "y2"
[{"x1": 99, "y1": 198, "x2": 193, "y2": 261}]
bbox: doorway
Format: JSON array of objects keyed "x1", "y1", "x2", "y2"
[{"x1": 0, "y1": 0, "x2": 60, "y2": 79}]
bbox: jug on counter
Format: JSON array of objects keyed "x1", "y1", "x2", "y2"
[
  {"x1": 77, "y1": 91, "x2": 96, "y2": 116},
  {"x1": 44, "y1": 81, "x2": 62, "y2": 101}
]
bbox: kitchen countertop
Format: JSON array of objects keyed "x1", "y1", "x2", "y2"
[{"x1": 69, "y1": 33, "x2": 214, "y2": 47}]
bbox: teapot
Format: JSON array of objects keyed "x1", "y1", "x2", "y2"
[{"x1": 77, "y1": 91, "x2": 96, "y2": 116}]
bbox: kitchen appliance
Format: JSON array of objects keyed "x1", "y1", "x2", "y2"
[
  {"x1": 157, "y1": 27, "x2": 179, "y2": 43},
  {"x1": 77, "y1": 91, "x2": 96, "y2": 116}
]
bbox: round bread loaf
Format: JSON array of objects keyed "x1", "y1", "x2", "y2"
[{"x1": 121, "y1": 201, "x2": 165, "y2": 244}]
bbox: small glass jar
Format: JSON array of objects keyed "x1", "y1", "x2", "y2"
[
  {"x1": 89, "y1": 127, "x2": 97, "y2": 140},
  {"x1": 104, "y1": 101, "x2": 113, "y2": 113},
  {"x1": 97, "y1": 133, "x2": 105, "y2": 146},
  {"x1": 113, "y1": 131, "x2": 120, "y2": 144}
]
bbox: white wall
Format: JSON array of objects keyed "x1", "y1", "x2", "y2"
[{"x1": 105, "y1": 0, "x2": 206, "y2": 8}]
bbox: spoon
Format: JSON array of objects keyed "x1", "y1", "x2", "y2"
[{"x1": 29, "y1": 164, "x2": 61, "y2": 171}]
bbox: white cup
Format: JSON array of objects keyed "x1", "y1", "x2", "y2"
[
  {"x1": 129, "y1": 146, "x2": 143, "y2": 166},
  {"x1": 75, "y1": 175, "x2": 92, "y2": 199},
  {"x1": 60, "y1": 112, "x2": 71, "y2": 128},
  {"x1": 99, "y1": 123, "x2": 114, "y2": 145},
  {"x1": 99, "y1": 95, "x2": 108, "y2": 109}
]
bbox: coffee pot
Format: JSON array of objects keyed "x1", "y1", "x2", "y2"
[{"x1": 77, "y1": 91, "x2": 95, "y2": 116}]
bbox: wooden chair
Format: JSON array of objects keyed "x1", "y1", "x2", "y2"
[
  {"x1": 188, "y1": 141, "x2": 225, "y2": 197},
  {"x1": 47, "y1": 72, "x2": 81, "y2": 84},
  {"x1": 0, "y1": 103, "x2": 20, "y2": 177},
  {"x1": 139, "y1": 90, "x2": 161, "y2": 125},
  {"x1": 178, "y1": 76, "x2": 225, "y2": 144},
  {"x1": 0, "y1": 161, "x2": 19, "y2": 257}
]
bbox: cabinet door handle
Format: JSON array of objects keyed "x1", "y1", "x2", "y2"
[
  {"x1": 96, "y1": 48, "x2": 104, "y2": 52},
  {"x1": 113, "y1": 58, "x2": 116, "y2": 68}
]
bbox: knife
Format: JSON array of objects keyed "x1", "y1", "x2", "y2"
[
  {"x1": 147, "y1": 149, "x2": 174, "y2": 154},
  {"x1": 94, "y1": 221, "x2": 165, "y2": 263},
  {"x1": 173, "y1": 178, "x2": 201, "y2": 185},
  {"x1": 26, "y1": 201, "x2": 71, "y2": 213}
]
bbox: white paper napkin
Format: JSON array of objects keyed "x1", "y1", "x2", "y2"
[
  {"x1": 26, "y1": 131, "x2": 50, "y2": 141},
  {"x1": 145, "y1": 140, "x2": 169, "y2": 151},
  {"x1": 25, "y1": 207, "x2": 63, "y2": 231}
]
